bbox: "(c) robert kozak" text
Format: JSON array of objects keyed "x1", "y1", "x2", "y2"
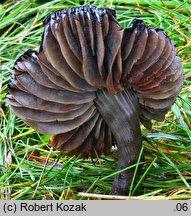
[{"x1": 3, "y1": 202, "x2": 87, "y2": 213}]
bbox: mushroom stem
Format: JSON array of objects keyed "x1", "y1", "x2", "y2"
[{"x1": 95, "y1": 88, "x2": 142, "y2": 195}]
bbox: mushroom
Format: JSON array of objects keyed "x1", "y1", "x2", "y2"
[{"x1": 6, "y1": 5, "x2": 184, "y2": 195}]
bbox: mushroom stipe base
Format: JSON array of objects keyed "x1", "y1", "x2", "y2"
[{"x1": 95, "y1": 89, "x2": 142, "y2": 195}]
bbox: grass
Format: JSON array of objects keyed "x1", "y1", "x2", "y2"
[{"x1": 0, "y1": 0, "x2": 191, "y2": 200}]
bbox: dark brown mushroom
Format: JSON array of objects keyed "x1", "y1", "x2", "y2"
[{"x1": 6, "y1": 5, "x2": 184, "y2": 195}]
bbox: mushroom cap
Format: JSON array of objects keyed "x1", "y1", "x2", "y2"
[{"x1": 7, "y1": 5, "x2": 184, "y2": 157}]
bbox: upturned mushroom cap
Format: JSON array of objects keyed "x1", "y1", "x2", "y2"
[{"x1": 7, "y1": 5, "x2": 184, "y2": 159}]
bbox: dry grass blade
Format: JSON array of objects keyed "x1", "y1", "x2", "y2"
[{"x1": 78, "y1": 192, "x2": 167, "y2": 200}]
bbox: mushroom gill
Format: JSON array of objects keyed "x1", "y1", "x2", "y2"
[{"x1": 6, "y1": 5, "x2": 184, "y2": 195}]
